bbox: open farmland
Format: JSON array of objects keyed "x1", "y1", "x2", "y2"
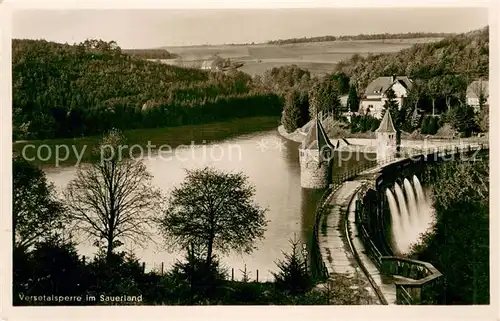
[{"x1": 159, "y1": 37, "x2": 443, "y2": 76}]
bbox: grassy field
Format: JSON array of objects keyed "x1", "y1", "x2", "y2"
[
  {"x1": 13, "y1": 116, "x2": 280, "y2": 167},
  {"x1": 159, "y1": 38, "x2": 443, "y2": 77}
]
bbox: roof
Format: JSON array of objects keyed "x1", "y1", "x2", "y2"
[
  {"x1": 376, "y1": 110, "x2": 396, "y2": 133},
  {"x1": 301, "y1": 117, "x2": 335, "y2": 150},
  {"x1": 466, "y1": 80, "x2": 489, "y2": 99},
  {"x1": 364, "y1": 76, "x2": 413, "y2": 96}
]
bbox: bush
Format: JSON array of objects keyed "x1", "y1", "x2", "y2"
[
  {"x1": 435, "y1": 123, "x2": 457, "y2": 138},
  {"x1": 446, "y1": 104, "x2": 479, "y2": 137},
  {"x1": 84, "y1": 251, "x2": 145, "y2": 301},
  {"x1": 13, "y1": 238, "x2": 87, "y2": 306},
  {"x1": 167, "y1": 245, "x2": 228, "y2": 304},
  {"x1": 350, "y1": 115, "x2": 380, "y2": 133}
]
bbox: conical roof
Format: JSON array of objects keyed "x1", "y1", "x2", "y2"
[
  {"x1": 301, "y1": 118, "x2": 335, "y2": 150},
  {"x1": 376, "y1": 110, "x2": 396, "y2": 133}
]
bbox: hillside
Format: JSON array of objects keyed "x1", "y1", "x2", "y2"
[
  {"x1": 122, "y1": 48, "x2": 179, "y2": 59},
  {"x1": 267, "y1": 32, "x2": 454, "y2": 45},
  {"x1": 334, "y1": 27, "x2": 489, "y2": 90},
  {"x1": 12, "y1": 39, "x2": 282, "y2": 140},
  {"x1": 276, "y1": 27, "x2": 489, "y2": 138},
  {"x1": 161, "y1": 38, "x2": 440, "y2": 77}
]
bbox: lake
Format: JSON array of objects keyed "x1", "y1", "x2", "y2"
[{"x1": 45, "y1": 129, "x2": 374, "y2": 281}]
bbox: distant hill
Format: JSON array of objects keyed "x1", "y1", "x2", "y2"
[
  {"x1": 122, "y1": 48, "x2": 179, "y2": 60},
  {"x1": 333, "y1": 27, "x2": 489, "y2": 90},
  {"x1": 267, "y1": 32, "x2": 455, "y2": 45},
  {"x1": 12, "y1": 39, "x2": 282, "y2": 140}
]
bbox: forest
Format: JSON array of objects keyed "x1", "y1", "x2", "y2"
[
  {"x1": 121, "y1": 48, "x2": 179, "y2": 60},
  {"x1": 12, "y1": 39, "x2": 282, "y2": 140},
  {"x1": 413, "y1": 156, "x2": 489, "y2": 304},
  {"x1": 334, "y1": 27, "x2": 489, "y2": 91}
]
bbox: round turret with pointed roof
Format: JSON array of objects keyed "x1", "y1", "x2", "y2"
[
  {"x1": 301, "y1": 117, "x2": 335, "y2": 150},
  {"x1": 376, "y1": 111, "x2": 396, "y2": 133},
  {"x1": 375, "y1": 110, "x2": 397, "y2": 162},
  {"x1": 298, "y1": 117, "x2": 335, "y2": 189}
]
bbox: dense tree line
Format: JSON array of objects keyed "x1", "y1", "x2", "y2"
[
  {"x1": 267, "y1": 32, "x2": 454, "y2": 45},
  {"x1": 270, "y1": 65, "x2": 351, "y2": 133},
  {"x1": 262, "y1": 64, "x2": 313, "y2": 94},
  {"x1": 12, "y1": 39, "x2": 282, "y2": 140},
  {"x1": 122, "y1": 48, "x2": 178, "y2": 60}
]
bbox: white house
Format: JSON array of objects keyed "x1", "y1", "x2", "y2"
[
  {"x1": 360, "y1": 76, "x2": 413, "y2": 119},
  {"x1": 201, "y1": 60, "x2": 219, "y2": 71},
  {"x1": 466, "y1": 79, "x2": 489, "y2": 113}
]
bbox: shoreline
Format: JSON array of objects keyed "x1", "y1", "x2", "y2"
[{"x1": 14, "y1": 116, "x2": 280, "y2": 167}]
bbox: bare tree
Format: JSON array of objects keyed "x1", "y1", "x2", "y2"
[
  {"x1": 159, "y1": 167, "x2": 268, "y2": 269},
  {"x1": 64, "y1": 129, "x2": 163, "y2": 259}
]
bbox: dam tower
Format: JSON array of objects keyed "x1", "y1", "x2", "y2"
[
  {"x1": 376, "y1": 110, "x2": 397, "y2": 163},
  {"x1": 299, "y1": 117, "x2": 335, "y2": 189}
]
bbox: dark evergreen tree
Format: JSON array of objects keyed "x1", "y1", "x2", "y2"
[
  {"x1": 421, "y1": 116, "x2": 430, "y2": 134},
  {"x1": 309, "y1": 80, "x2": 342, "y2": 120},
  {"x1": 384, "y1": 88, "x2": 402, "y2": 148},
  {"x1": 347, "y1": 84, "x2": 360, "y2": 112},
  {"x1": 427, "y1": 116, "x2": 439, "y2": 135},
  {"x1": 383, "y1": 88, "x2": 400, "y2": 125},
  {"x1": 168, "y1": 244, "x2": 227, "y2": 303},
  {"x1": 447, "y1": 104, "x2": 479, "y2": 137},
  {"x1": 272, "y1": 236, "x2": 312, "y2": 295},
  {"x1": 327, "y1": 72, "x2": 350, "y2": 95},
  {"x1": 281, "y1": 90, "x2": 310, "y2": 133}
]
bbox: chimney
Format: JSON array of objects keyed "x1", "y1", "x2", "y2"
[{"x1": 391, "y1": 75, "x2": 395, "y2": 83}]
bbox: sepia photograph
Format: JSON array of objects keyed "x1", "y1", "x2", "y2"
[{"x1": 3, "y1": 1, "x2": 494, "y2": 312}]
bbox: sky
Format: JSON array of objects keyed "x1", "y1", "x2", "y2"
[{"x1": 12, "y1": 7, "x2": 488, "y2": 48}]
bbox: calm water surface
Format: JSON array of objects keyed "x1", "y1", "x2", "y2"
[{"x1": 45, "y1": 129, "x2": 374, "y2": 281}]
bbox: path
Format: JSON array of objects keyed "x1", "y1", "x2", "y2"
[
  {"x1": 346, "y1": 186, "x2": 397, "y2": 304},
  {"x1": 318, "y1": 181, "x2": 382, "y2": 304}
]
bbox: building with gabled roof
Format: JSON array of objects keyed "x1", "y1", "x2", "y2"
[
  {"x1": 299, "y1": 117, "x2": 335, "y2": 189},
  {"x1": 360, "y1": 76, "x2": 413, "y2": 119}
]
